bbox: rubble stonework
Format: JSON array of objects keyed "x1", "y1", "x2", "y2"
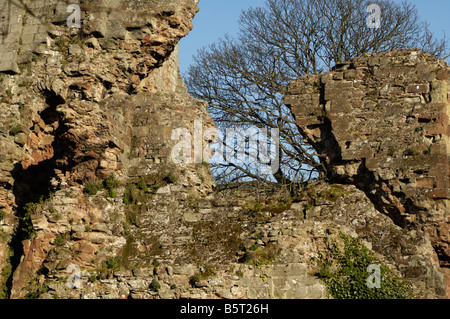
[
  {"x1": 0, "y1": 1, "x2": 448, "y2": 299},
  {"x1": 285, "y1": 49, "x2": 450, "y2": 293},
  {"x1": 0, "y1": 0, "x2": 215, "y2": 298}
]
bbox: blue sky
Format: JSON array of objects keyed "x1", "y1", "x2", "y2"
[{"x1": 179, "y1": 0, "x2": 450, "y2": 74}]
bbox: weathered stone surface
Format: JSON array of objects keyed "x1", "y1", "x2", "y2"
[
  {"x1": 17, "y1": 182, "x2": 443, "y2": 299},
  {"x1": 0, "y1": 2, "x2": 448, "y2": 301},
  {"x1": 285, "y1": 49, "x2": 450, "y2": 297},
  {"x1": 0, "y1": 0, "x2": 213, "y2": 299}
]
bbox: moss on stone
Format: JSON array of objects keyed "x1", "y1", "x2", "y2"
[{"x1": 319, "y1": 184, "x2": 351, "y2": 202}]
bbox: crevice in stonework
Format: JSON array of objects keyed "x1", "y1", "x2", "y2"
[
  {"x1": 4, "y1": 93, "x2": 69, "y2": 298},
  {"x1": 340, "y1": 158, "x2": 410, "y2": 228},
  {"x1": 342, "y1": 159, "x2": 449, "y2": 269},
  {"x1": 298, "y1": 73, "x2": 450, "y2": 279},
  {"x1": 313, "y1": 85, "x2": 411, "y2": 229},
  {"x1": 5, "y1": 158, "x2": 55, "y2": 297}
]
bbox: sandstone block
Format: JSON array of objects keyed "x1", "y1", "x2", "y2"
[
  {"x1": 0, "y1": 52, "x2": 19, "y2": 74},
  {"x1": 183, "y1": 212, "x2": 201, "y2": 222},
  {"x1": 14, "y1": 133, "x2": 27, "y2": 146},
  {"x1": 173, "y1": 264, "x2": 196, "y2": 276},
  {"x1": 128, "y1": 279, "x2": 149, "y2": 290}
]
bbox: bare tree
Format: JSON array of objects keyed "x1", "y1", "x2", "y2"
[{"x1": 186, "y1": 0, "x2": 449, "y2": 187}]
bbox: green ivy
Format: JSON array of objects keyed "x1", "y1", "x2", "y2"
[
  {"x1": 137, "y1": 178, "x2": 148, "y2": 192},
  {"x1": 103, "y1": 256, "x2": 121, "y2": 270},
  {"x1": 21, "y1": 202, "x2": 39, "y2": 240},
  {"x1": 317, "y1": 233, "x2": 413, "y2": 299},
  {"x1": 164, "y1": 171, "x2": 177, "y2": 184},
  {"x1": 104, "y1": 173, "x2": 119, "y2": 191},
  {"x1": 84, "y1": 173, "x2": 120, "y2": 197},
  {"x1": 84, "y1": 180, "x2": 103, "y2": 195},
  {"x1": 150, "y1": 279, "x2": 161, "y2": 291}
]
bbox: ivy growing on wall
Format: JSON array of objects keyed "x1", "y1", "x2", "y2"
[{"x1": 317, "y1": 232, "x2": 413, "y2": 299}]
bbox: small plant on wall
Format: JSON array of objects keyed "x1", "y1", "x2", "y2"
[{"x1": 316, "y1": 232, "x2": 413, "y2": 299}]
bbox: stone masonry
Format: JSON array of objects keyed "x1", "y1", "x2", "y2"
[
  {"x1": 0, "y1": 1, "x2": 448, "y2": 299},
  {"x1": 285, "y1": 49, "x2": 450, "y2": 292}
]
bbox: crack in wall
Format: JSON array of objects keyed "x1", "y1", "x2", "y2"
[
  {"x1": 286, "y1": 65, "x2": 449, "y2": 274},
  {"x1": 4, "y1": 93, "x2": 69, "y2": 298}
]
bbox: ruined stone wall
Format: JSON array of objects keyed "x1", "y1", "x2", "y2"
[
  {"x1": 16, "y1": 181, "x2": 447, "y2": 299},
  {"x1": 285, "y1": 49, "x2": 450, "y2": 291},
  {"x1": 0, "y1": 1, "x2": 448, "y2": 299},
  {"x1": 0, "y1": 0, "x2": 216, "y2": 298}
]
